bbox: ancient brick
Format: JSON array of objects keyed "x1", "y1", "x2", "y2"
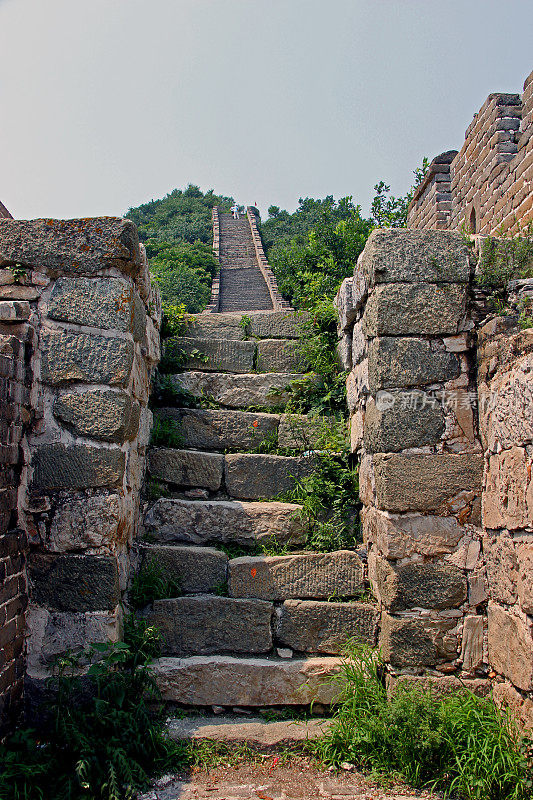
[
  {"x1": 54, "y1": 389, "x2": 140, "y2": 442},
  {"x1": 40, "y1": 329, "x2": 134, "y2": 386},
  {"x1": 364, "y1": 391, "x2": 444, "y2": 452},
  {"x1": 30, "y1": 553, "x2": 120, "y2": 611},
  {"x1": 148, "y1": 448, "x2": 224, "y2": 491},
  {"x1": 373, "y1": 453, "x2": 484, "y2": 512},
  {"x1": 368, "y1": 337, "x2": 459, "y2": 390},
  {"x1": 373, "y1": 557, "x2": 467, "y2": 611},
  {"x1": 228, "y1": 551, "x2": 363, "y2": 601},
  {"x1": 31, "y1": 444, "x2": 125, "y2": 490},
  {"x1": 277, "y1": 600, "x2": 378, "y2": 654},
  {"x1": 363, "y1": 283, "x2": 467, "y2": 337}
]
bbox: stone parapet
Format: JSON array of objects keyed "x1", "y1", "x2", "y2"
[
  {"x1": 407, "y1": 67, "x2": 533, "y2": 235},
  {"x1": 0, "y1": 217, "x2": 160, "y2": 691}
]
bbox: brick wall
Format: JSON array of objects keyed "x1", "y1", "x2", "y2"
[
  {"x1": 0, "y1": 219, "x2": 161, "y2": 713},
  {"x1": 408, "y1": 68, "x2": 533, "y2": 236},
  {"x1": 0, "y1": 303, "x2": 34, "y2": 736}
]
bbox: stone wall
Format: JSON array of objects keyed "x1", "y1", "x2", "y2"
[
  {"x1": 0, "y1": 218, "x2": 161, "y2": 706},
  {"x1": 336, "y1": 229, "x2": 491, "y2": 692},
  {"x1": 246, "y1": 207, "x2": 292, "y2": 312},
  {"x1": 408, "y1": 68, "x2": 533, "y2": 235},
  {"x1": 0, "y1": 298, "x2": 34, "y2": 736},
  {"x1": 477, "y1": 317, "x2": 533, "y2": 726}
]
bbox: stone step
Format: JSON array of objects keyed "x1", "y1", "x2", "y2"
[
  {"x1": 166, "y1": 715, "x2": 331, "y2": 748},
  {"x1": 149, "y1": 447, "x2": 319, "y2": 499},
  {"x1": 276, "y1": 600, "x2": 379, "y2": 655},
  {"x1": 228, "y1": 550, "x2": 364, "y2": 601},
  {"x1": 224, "y1": 453, "x2": 316, "y2": 500},
  {"x1": 144, "y1": 498, "x2": 307, "y2": 547},
  {"x1": 170, "y1": 371, "x2": 304, "y2": 409},
  {"x1": 156, "y1": 408, "x2": 279, "y2": 452},
  {"x1": 152, "y1": 655, "x2": 343, "y2": 706},
  {"x1": 155, "y1": 408, "x2": 338, "y2": 453},
  {"x1": 149, "y1": 447, "x2": 224, "y2": 490},
  {"x1": 139, "y1": 544, "x2": 228, "y2": 594},
  {"x1": 148, "y1": 595, "x2": 273, "y2": 656},
  {"x1": 162, "y1": 337, "x2": 256, "y2": 373},
  {"x1": 162, "y1": 337, "x2": 303, "y2": 374}
]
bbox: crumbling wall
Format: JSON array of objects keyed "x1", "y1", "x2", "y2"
[
  {"x1": 0, "y1": 299, "x2": 34, "y2": 736},
  {"x1": 477, "y1": 317, "x2": 533, "y2": 727},
  {"x1": 408, "y1": 68, "x2": 533, "y2": 235},
  {"x1": 336, "y1": 229, "x2": 491, "y2": 692},
  {"x1": 0, "y1": 218, "x2": 161, "y2": 698}
]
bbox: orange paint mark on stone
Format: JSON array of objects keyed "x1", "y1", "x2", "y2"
[{"x1": 251, "y1": 568, "x2": 257, "y2": 578}]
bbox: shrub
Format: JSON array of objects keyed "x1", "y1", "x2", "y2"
[{"x1": 315, "y1": 642, "x2": 533, "y2": 799}]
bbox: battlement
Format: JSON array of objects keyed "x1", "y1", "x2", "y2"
[{"x1": 408, "y1": 68, "x2": 533, "y2": 235}]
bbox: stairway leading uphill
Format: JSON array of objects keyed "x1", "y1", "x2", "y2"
[
  {"x1": 141, "y1": 309, "x2": 379, "y2": 712},
  {"x1": 217, "y1": 213, "x2": 274, "y2": 312}
]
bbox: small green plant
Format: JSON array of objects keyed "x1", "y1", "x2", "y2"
[
  {"x1": 278, "y1": 450, "x2": 359, "y2": 552},
  {"x1": 478, "y1": 226, "x2": 533, "y2": 300},
  {"x1": 129, "y1": 559, "x2": 181, "y2": 609},
  {"x1": 518, "y1": 296, "x2": 533, "y2": 329},
  {"x1": 314, "y1": 641, "x2": 533, "y2": 799},
  {"x1": 258, "y1": 536, "x2": 289, "y2": 557},
  {"x1": 7, "y1": 262, "x2": 28, "y2": 283},
  {"x1": 150, "y1": 416, "x2": 183, "y2": 448},
  {"x1": 0, "y1": 619, "x2": 186, "y2": 800},
  {"x1": 160, "y1": 302, "x2": 189, "y2": 339},
  {"x1": 239, "y1": 314, "x2": 252, "y2": 339},
  {"x1": 147, "y1": 477, "x2": 170, "y2": 501},
  {"x1": 214, "y1": 579, "x2": 229, "y2": 596}
]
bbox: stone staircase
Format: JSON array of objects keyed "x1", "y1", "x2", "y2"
[
  {"x1": 217, "y1": 214, "x2": 274, "y2": 312},
  {"x1": 141, "y1": 311, "x2": 378, "y2": 710}
]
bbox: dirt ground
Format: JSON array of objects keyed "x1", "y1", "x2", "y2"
[{"x1": 138, "y1": 757, "x2": 442, "y2": 800}]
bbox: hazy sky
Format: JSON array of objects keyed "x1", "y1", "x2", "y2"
[{"x1": 1, "y1": 0, "x2": 532, "y2": 220}]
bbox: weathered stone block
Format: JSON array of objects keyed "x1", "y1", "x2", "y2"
[
  {"x1": 184, "y1": 314, "x2": 246, "y2": 340},
  {"x1": 47, "y1": 277, "x2": 146, "y2": 340},
  {"x1": 158, "y1": 408, "x2": 279, "y2": 452},
  {"x1": 373, "y1": 557, "x2": 466, "y2": 611},
  {"x1": 256, "y1": 339, "x2": 303, "y2": 372},
  {"x1": 488, "y1": 603, "x2": 533, "y2": 691},
  {"x1": 483, "y1": 447, "x2": 532, "y2": 530},
  {"x1": 229, "y1": 551, "x2": 363, "y2": 601},
  {"x1": 373, "y1": 453, "x2": 484, "y2": 512},
  {"x1": 493, "y1": 681, "x2": 533, "y2": 731},
  {"x1": 30, "y1": 553, "x2": 120, "y2": 611},
  {"x1": 148, "y1": 448, "x2": 223, "y2": 491},
  {"x1": 460, "y1": 615, "x2": 484, "y2": 671},
  {"x1": 364, "y1": 391, "x2": 444, "y2": 452},
  {"x1": 387, "y1": 674, "x2": 490, "y2": 698},
  {"x1": 152, "y1": 655, "x2": 343, "y2": 706},
  {"x1": 517, "y1": 543, "x2": 533, "y2": 614},
  {"x1": 54, "y1": 390, "x2": 140, "y2": 442},
  {"x1": 0, "y1": 217, "x2": 141, "y2": 277},
  {"x1": 336, "y1": 334, "x2": 352, "y2": 371},
  {"x1": 380, "y1": 612, "x2": 459, "y2": 667},
  {"x1": 479, "y1": 352, "x2": 533, "y2": 451},
  {"x1": 48, "y1": 493, "x2": 121, "y2": 552},
  {"x1": 140, "y1": 545, "x2": 228, "y2": 594},
  {"x1": 351, "y1": 319, "x2": 366, "y2": 366},
  {"x1": 368, "y1": 337, "x2": 459, "y2": 390},
  {"x1": 249, "y1": 311, "x2": 308, "y2": 339},
  {"x1": 484, "y1": 532, "x2": 518, "y2": 604},
  {"x1": 148, "y1": 596, "x2": 273, "y2": 655},
  {"x1": 32, "y1": 444, "x2": 125, "y2": 491},
  {"x1": 171, "y1": 371, "x2": 302, "y2": 410},
  {"x1": 363, "y1": 508, "x2": 467, "y2": 559},
  {"x1": 40, "y1": 329, "x2": 134, "y2": 386},
  {"x1": 358, "y1": 229, "x2": 470, "y2": 285},
  {"x1": 363, "y1": 283, "x2": 466, "y2": 337},
  {"x1": 277, "y1": 600, "x2": 378, "y2": 654},
  {"x1": 144, "y1": 498, "x2": 307, "y2": 547},
  {"x1": 224, "y1": 453, "x2": 316, "y2": 500},
  {"x1": 162, "y1": 337, "x2": 256, "y2": 373},
  {"x1": 335, "y1": 278, "x2": 356, "y2": 333},
  {"x1": 26, "y1": 604, "x2": 121, "y2": 670}
]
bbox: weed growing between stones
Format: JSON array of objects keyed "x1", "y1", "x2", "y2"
[
  {"x1": 129, "y1": 559, "x2": 182, "y2": 609},
  {"x1": 0, "y1": 620, "x2": 188, "y2": 800},
  {"x1": 150, "y1": 416, "x2": 183, "y2": 448},
  {"x1": 477, "y1": 227, "x2": 533, "y2": 298},
  {"x1": 313, "y1": 641, "x2": 533, "y2": 799},
  {"x1": 278, "y1": 450, "x2": 360, "y2": 553}
]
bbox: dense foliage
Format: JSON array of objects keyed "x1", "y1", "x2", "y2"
[
  {"x1": 126, "y1": 185, "x2": 233, "y2": 313},
  {"x1": 0, "y1": 620, "x2": 185, "y2": 800},
  {"x1": 315, "y1": 642, "x2": 533, "y2": 799}
]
